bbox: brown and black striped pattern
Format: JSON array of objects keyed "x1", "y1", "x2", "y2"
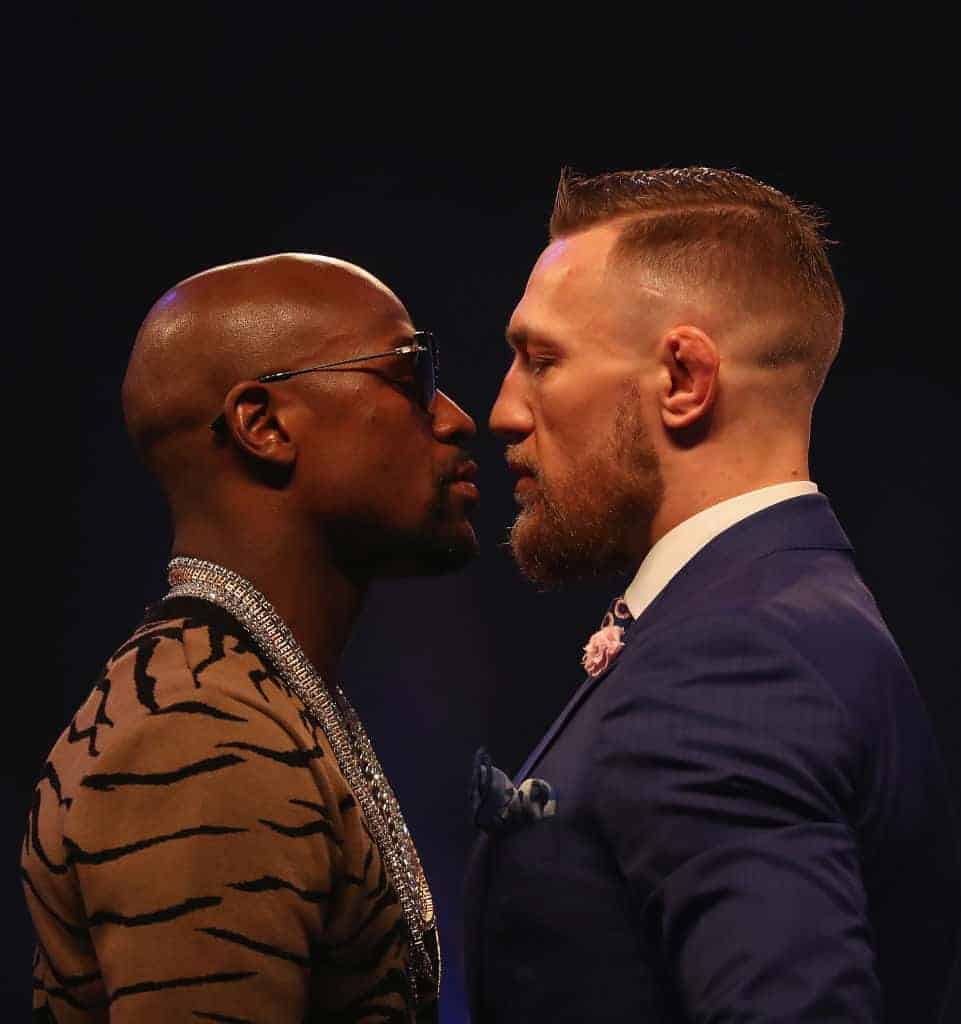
[{"x1": 22, "y1": 598, "x2": 438, "y2": 1023}]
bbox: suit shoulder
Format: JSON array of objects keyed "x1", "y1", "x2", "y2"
[
  {"x1": 637, "y1": 547, "x2": 911, "y2": 698},
  {"x1": 740, "y1": 549, "x2": 917, "y2": 721}
]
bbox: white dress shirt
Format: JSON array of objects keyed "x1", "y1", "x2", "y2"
[{"x1": 623, "y1": 481, "x2": 819, "y2": 620}]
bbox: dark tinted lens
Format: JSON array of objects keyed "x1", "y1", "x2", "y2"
[{"x1": 416, "y1": 332, "x2": 437, "y2": 409}]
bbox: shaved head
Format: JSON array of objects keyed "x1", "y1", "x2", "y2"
[
  {"x1": 123, "y1": 253, "x2": 407, "y2": 475},
  {"x1": 121, "y1": 252, "x2": 478, "y2": 585}
]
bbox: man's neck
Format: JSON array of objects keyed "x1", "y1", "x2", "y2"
[
  {"x1": 171, "y1": 523, "x2": 367, "y2": 686},
  {"x1": 648, "y1": 461, "x2": 812, "y2": 552}
]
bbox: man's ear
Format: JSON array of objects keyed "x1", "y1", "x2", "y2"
[
  {"x1": 657, "y1": 326, "x2": 720, "y2": 432},
  {"x1": 218, "y1": 381, "x2": 297, "y2": 469}
]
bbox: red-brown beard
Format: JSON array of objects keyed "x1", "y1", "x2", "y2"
[{"x1": 508, "y1": 388, "x2": 664, "y2": 588}]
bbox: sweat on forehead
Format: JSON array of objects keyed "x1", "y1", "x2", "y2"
[{"x1": 166, "y1": 254, "x2": 402, "y2": 359}]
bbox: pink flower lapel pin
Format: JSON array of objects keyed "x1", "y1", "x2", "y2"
[{"x1": 581, "y1": 624, "x2": 625, "y2": 678}]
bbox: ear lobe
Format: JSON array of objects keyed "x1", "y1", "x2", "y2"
[
  {"x1": 659, "y1": 328, "x2": 719, "y2": 432},
  {"x1": 221, "y1": 381, "x2": 297, "y2": 469}
]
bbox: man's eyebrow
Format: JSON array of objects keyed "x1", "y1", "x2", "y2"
[
  {"x1": 382, "y1": 347, "x2": 416, "y2": 370},
  {"x1": 506, "y1": 327, "x2": 563, "y2": 352},
  {"x1": 376, "y1": 333, "x2": 418, "y2": 356}
]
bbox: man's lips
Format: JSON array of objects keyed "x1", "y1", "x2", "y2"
[
  {"x1": 446, "y1": 460, "x2": 480, "y2": 503},
  {"x1": 506, "y1": 458, "x2": 538, "y2": 500},
  {"x1": 452, "y1": 460, "x2": 479, "y2": 484},
  {"x1": 512, "y1": 475, "x2": 538, "y2": 503}
]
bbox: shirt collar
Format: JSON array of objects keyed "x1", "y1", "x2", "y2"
[{"x1": 623, "y1": 481, "x2": 819, "y2": 620}]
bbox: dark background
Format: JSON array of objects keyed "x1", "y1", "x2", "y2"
[{"x1": 11, "y1": 5, "x2": 959, "y2": 1020}]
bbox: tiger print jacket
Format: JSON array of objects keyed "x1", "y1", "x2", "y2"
[{"x1": 22, "y1": 597, "x2": 439, "y2": 1023}]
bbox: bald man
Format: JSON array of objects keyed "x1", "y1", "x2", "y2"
[
  {"x1": 24, "y1": 254, "x2": 479, "y2": 1022},
  {"x1": 465, "y1": 170, "x2": 960, "y2": 1022}
]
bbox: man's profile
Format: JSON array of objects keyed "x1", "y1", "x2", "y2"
[
  {"x1": 24, "y1": 253, "x2": 479, "y2": 1022},
  {"x1": 465, "y1": 168, "x2": 960, "y2": 1022}
]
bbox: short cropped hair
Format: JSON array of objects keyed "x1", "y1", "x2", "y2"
[{"x1": 551, "y1": 167, "x2": 844, "y2": 394}]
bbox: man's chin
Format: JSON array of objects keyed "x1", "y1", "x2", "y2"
[
  {"x1": 509, "y1": 507, "x2": 630, "y2": 588},
  {"x1": 418, "y1": 521, "x2": 480, "y2": 575},
  {"x1": 379, "y1": 520, "x2": 479, "y2": 578},
  {"x1": 510, "y1": 517, "x2": 571, "y2": 588}
]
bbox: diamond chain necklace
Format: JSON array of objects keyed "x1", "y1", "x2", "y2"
[{"x1": 165, "y1": 556, "x2": 438, "y2": 1006}]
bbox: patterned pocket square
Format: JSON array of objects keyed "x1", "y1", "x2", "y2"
[{"x1": 470, "y1": 747, "x2": 556, "y2": 834}]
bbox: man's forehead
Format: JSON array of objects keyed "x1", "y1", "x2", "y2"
[
  {"x1": 529, "y1": 226, "x2": 622, "y2": 294},
  {"x1": 515, "y1": 228, "x2": 613, "y2": 320},
  {"x1": 510, "y1": 257, "x2": 603, "y2": 346},
  {"x1": 509, "y1": 223, "x2": 671, "y2": 345},
  {"x1": 142, "y1": 255, "x2": 413, "y2": 377},
  {"x1": 203, "y1": 292, "x2": 411, "y2": 356},
  {"x1": 281, "y1": 309, "x2": 414, "y2": 369},
  {"x1": 175, "y1": 254, "x2": 403, "y2": 317},
  {"x1": 532, "y1": 237, "x2": 574, "y2": 274}
]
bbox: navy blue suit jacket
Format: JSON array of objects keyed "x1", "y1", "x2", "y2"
[{"x1": 464, "y1": 495, "x2": 960, "y2": 1022}]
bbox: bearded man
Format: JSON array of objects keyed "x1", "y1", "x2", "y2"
[
  {"x1": 24, "y1": 254, "x2": 479, "y2": 1022},
  {"x1": 464, "y1": 169, "x2": 960, "y2": 1022}
]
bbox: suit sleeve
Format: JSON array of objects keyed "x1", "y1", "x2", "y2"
[
  {"x1": 591, "y1": 612, "x2": 881, "y2": 1022},
  {"x1": 61, "y1": 691, "x2": 338, "y2": 1022}
]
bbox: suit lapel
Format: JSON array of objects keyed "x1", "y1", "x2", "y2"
[
  {"x1": 513, "y1": 617, "x2": 641, "y2": 784},
  {"x1": 512, "y1": 494, "x2": 852, "y2": 784}
]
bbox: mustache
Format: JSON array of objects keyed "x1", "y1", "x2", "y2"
[
  {"x1": 505, "y1": 445, "x2": 541, "y2": 481},
  {"x1": 439, "y1": 450, "x2": 478, "y2": 486}
]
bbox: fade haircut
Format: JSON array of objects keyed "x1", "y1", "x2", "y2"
[{"x1": 550, "y1": 167, "x2": 844, "y2": 395}]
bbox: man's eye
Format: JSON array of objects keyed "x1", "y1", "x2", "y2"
[{"x1": 529, "y1": 357, "x2": 554, "y2": 376}]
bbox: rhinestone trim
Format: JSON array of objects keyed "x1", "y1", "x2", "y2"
[{"x1": 165, "y1": 556, "x2": 438, "y2": 1006}]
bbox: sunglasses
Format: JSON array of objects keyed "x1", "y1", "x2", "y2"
[{"x1": 210, "y1": 330, "x2": 438, "y2": 432}]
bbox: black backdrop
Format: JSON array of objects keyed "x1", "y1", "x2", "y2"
[{"x1": 12, "y1": 6, "x2": 959, "y2": 1020}]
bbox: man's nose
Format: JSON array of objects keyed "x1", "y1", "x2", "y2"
[
  {"x1": 489, "y1": 359, "x2": 533, "y2": 443},
  {"x1": 431, "y1": 390, "x2": 477, "y2": 443}
]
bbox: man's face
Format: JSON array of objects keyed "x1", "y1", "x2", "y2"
[
  {"x1": 490, "y1": 225, "x2": 665, "y2": 586},
  {"x1": 291, "y1": 285, "x2": 479, "y2": 578}
]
